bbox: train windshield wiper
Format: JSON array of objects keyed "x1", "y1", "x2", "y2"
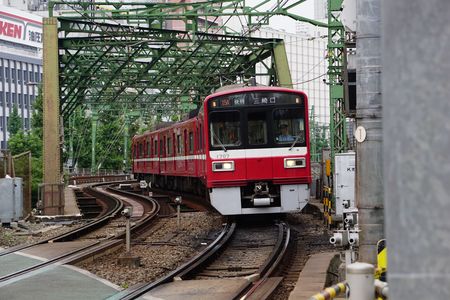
[
  {"x1": 289, "y1": 134, "x2": 302, "y2": 151},
  {"x1": 212, "y1": 130, "x2": 227, "y2": 152}
]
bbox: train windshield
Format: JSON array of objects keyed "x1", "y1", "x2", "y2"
[
  {"x1": 273, "y1": 108, "x2": 305, "y2": 145},
  {"x1": 208, "y1": 91, "x2": 306, "y2": 150},
  {"x1": 209, "y1": 111, "x2": 241, "y2": 148}
]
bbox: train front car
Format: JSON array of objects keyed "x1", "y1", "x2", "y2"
[{"x1": 204, "y1": 87, "x2": 311, "y2": 215}]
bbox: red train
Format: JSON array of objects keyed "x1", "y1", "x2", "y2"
[{"x1": 132, "y1": 86, "x2": 311, "y2": 215}]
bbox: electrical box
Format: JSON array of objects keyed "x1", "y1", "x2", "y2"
[
  {"x1": 0, "y1": 177, "x2": 23, "y2": 224},
  {"x1": 334, "y1": 153, "x2": 355, "y2": 220}
]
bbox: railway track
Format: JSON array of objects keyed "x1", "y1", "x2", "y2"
[
  {"x1": 114, "y1": 220, "x2": 290, "y2": 300},
  {"x1": 0, "y1": 182, "x2": 161, "y2": 285}
]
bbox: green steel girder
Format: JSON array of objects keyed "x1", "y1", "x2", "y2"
[
  {"x1": 328, "y1": 0, "x2": 347, "y2": 183},
  {"x1": 58, "y1": 17, "x2": 282, "y2": 117},
  {"x1": 51, "y1": 0, "x2": 331, "y2": 121},
  {"x1": 50, "y1": 1, "x2": 326, "y2": 28}
]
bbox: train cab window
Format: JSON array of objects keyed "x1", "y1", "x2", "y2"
[
  {"x1": 209, "y1": 111, "x2": 241, "y2": 148},
  {"x1": 248, "y1": 111, "x2": 267, "y2": 145},
  {"x1": 273, "y1": 108, "x2": 306, "y2": 145},
  {"x1": 189, "y1": 132, "x2": 194, "y2": 154}
]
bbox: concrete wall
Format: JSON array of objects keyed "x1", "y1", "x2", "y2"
[{"x1": 383, "y1": 1, "x2": 450, "y2": 298}]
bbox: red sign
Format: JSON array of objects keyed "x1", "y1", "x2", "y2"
[{"x1": 0, "y1": 20, "x2": 22, "y2": 39}]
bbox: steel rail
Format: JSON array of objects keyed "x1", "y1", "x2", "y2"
[
  {"x1": 0, "y1": 181, "x2": 125, "y2": 257},
  {"x1": 0, "y1": 182, "x2": 160, "y2": 283},
  {"x1": 114, "y1": 221, "x2": 236, "y2": 300},
  {"x1": 237, "y1": 222, "x2": 291, "y2": 300}
]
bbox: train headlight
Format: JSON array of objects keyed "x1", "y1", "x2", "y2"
[
  {"x1": 212, "y1": 161, "x2": 235, "y2": 172},
  {"x1": 284, "y1": 158, "x2": 306, "y2": 169}
]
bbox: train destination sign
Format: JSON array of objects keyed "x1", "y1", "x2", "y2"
[{"x1": 210, "y1": 92, "x2": 304, "y2": 109}]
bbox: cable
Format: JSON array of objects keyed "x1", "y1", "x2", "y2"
[{"x1": 292, "y1": 73, "x2": 327, "y2": 86}]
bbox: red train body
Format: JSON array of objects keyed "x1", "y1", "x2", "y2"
[{"x1": 132, "y1": 86, "x2": 311, "y2": 215}]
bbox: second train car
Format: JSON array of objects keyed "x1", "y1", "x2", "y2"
[{"x1": 132, "y1": 86, "x2": 311, "y2": 215}]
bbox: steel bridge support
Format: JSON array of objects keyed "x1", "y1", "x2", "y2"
[{"x1": 273, "y1": 42, "x2": 293, "y2": 88}]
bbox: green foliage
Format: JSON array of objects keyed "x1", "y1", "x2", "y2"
[
  {"x1": 31, "y1": 157, "x2": 42, "y2": 206},
  {"x1": 309, "y1": 117, "x2": 329, "y2": 162},
  {"x1": 31, "y1": 89, "x2": 43, "y2": 139},
  {"x1": 8, "y1": 104, "x2": 22, "y2": 135},
  {"x1": 65, "y1": 108, "x2": 136, "y2": 171},
  {"x1": 7, "y1": 88, "x2": 44, "y2": 206},
  {"x1": 8, "y1": 130, "x2": 42, "y2": 157}
]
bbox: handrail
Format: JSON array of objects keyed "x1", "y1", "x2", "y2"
[{"x1": 308, "y1": 282, "x2": 347, "y2": 300}]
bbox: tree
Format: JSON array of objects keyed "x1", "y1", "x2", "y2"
[
  {"x1": 7, "y1": 88, "x2": 43, "y2": 207},
  {"x1": 8, "y1": 104, "x2": 22, "y2": 135},
  {"x1": 31, "y1": 89, "x2": 43, "y2": 139}
]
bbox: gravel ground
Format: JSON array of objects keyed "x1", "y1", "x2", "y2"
[
  {"x1": 0, "y1": 221, "x2": 84, "y2": 249},
  {"x1": 78, "y1": 211, "x2": 224, "y2": 288}
]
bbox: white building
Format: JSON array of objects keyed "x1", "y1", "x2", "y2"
[
  {"x1": 0, "y1": 5, "x2": 42, "y2": 149},
  {"x1": 252, "y1": 26, "x2": 330, "y2": 126}
]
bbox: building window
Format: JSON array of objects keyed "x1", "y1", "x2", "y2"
[
  {"x1": 6, "y1": 92, "x2": 10, "y2": 107},
  {"x1": 24, "y1": 118, "x2": 29, "y2": 130},
  {"x1": 18, "y1": 94, "x2": 23, "y2": 108},
  {"x1": 23, "y1": 70, "x2": 28, "y2": 82},
  {"x1": 1, "y1": 141, "x2": 5, "y2": 150},
  {"x1": 29, "y1": 71, "x2": 33, "y2": 82},
  {"x1": 12, "y1": 93, "x2": 16, "y2": 105},
  {"x1": 24, "y1": 95, "x2": 28, "y2": 106},
  {"x1": 5, "y1": 67, "x2": 9, "y2": 82},
  {"x1": 11, "y1": 68, "x2": 16, "y2": 83},
  {"x1": 0, "y1": 116, "x2": 3, "y2": 130},
  {"x1": 18, "y1": 70, "x2": 22, "y2": 83},
  {"x1": 35, "y1": 72, "x2": 39, "y2": 82},
  {"x1": 0, "y1": 93, "x2": 3, "y2": 106},
  {"x1": 0, "y1": 67, "x2": 3, "y2": 81}
]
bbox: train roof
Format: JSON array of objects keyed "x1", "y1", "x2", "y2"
[
  {"x1": 204, "y1": 85, "x2": 306, "y2": 104},
  {"x1": 132, "y1": 117, "x2": 197, "y2": 140}
]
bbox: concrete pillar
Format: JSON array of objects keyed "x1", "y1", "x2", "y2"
[
  {"x1": 356, "y1": 0, "x2": 383, "y2": 264},
  {"x1": 383, "y1": 1, "x2": 450, "y2": 299},
  {"x1": 43, "y1": 17, "x2": 61, "y2": 185}
]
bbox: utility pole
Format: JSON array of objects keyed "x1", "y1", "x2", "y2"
[
  {"x1": 355, "y1": 0, "x2": 383, "y2": 264},
  {"x1": 90, "y1": 107, "x2": 98, "y2": 174},
  {"x1": 68, "y1": 113, "x2": 74, "y2": 172},
  {"x1": 123, "y1": 114, "x2": 130, "y2": 172}
]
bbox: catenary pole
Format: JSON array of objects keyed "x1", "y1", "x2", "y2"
[{"x1": 355, "y1": 0, "x2": 383, "y2": 264}]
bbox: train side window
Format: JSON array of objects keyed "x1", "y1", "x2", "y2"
[
  {"x1": 189, "y1": 132, "x2": 194, "y2": 154},
  {"x1": 147, "y1": 141, "x2": 151, "y2": 157},
  {"x1": 199, "y1": 124, "x2": 203, "y2": 150},
  {"x1": 161, "y1": 138, "x2": 165, "y2": 156},
  {"x1": 154, "y1": 140, "x2": 158, "y2": 156},
  {"x1": 167, "y1": 137, "x2": 172, "y2": 155},
  {"x1": 139, "y1": 143, "x2": 143, "y2": 157},
  {"x1": 177, "y1": 134, "x2": 181, "y2": 154}
]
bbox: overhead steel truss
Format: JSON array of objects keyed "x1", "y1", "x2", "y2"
[{"x1": 59, "y1": 18, "x2": 282, "y2": 117}]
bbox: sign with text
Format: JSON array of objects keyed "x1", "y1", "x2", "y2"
[{"x1": 0, "y1": 6, "x2": 42, "y2": 48}]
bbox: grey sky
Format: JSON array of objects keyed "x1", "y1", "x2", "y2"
[{"x1": 238, "y1": 0, "x2": 316, "y2": 33}]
